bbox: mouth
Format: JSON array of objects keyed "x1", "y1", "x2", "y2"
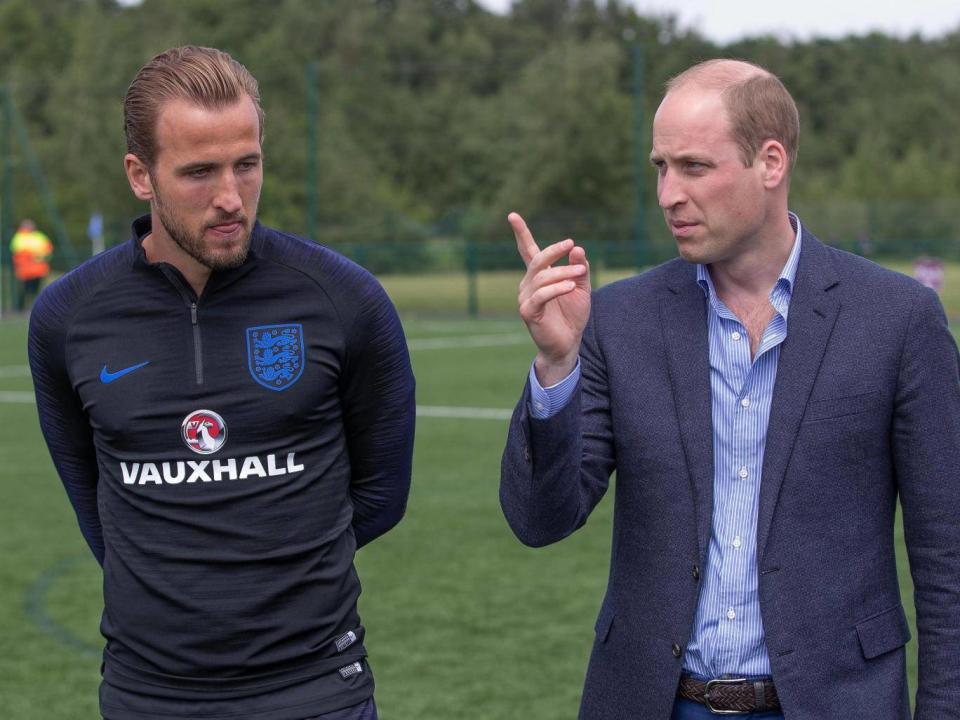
[
  {"x1": 669, "y1": 220, "x2": 699, "y2": 237},
  {"x1": 207, "y1": 220, "x2": 245, "y2": 239}
]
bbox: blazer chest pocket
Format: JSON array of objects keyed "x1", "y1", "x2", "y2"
[
  {"x1": 856, "y1": 604, "x2": 911, "y2": 659},
  {"x1": 803, "y1": 390, "x2": 880, "y2": 423}
]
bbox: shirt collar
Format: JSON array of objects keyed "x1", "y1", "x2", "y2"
[
  {"x1": 129, "y1": 213, "x2": 263, "y2": 294},
  {"x1": 696, "y1": 212, "x2": 803, "y2": 315},
  {"x1": 130, "y1": 213, "x2": 263, "y2": 267}
]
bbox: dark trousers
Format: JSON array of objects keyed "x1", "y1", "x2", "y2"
[
  {"x1": 305, "y1": 697, "x2": 378, "y2": 720},
  {"x1": 671, "y1": 697, "x2": 784, "y2": 719},
  {"x1": 105, "y1": 696, "x2": 377, "y2": 720},
  {"x1": 14, "y1": 277, "x2": 41, "y2": 312}
]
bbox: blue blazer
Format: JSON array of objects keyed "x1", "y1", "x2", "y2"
[{"x1": 501, "y1": 231, "x2": 960, "y2": 719}]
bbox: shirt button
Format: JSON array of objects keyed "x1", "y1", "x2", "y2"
[
  {"x1": 739, "y1": 466, "x2": 749, "y2": 479},
  {"x1": 741, "y1": 397, "x2": 750, "y2": 408},
  {"x1": 535, "y1": 401, "x2": 545, "y2": 412},
  {"x1": 672, "y1": 643, "x2": 683, "y2": 658},
  {"x1": 727, "y1": 608, "x2": 736, "y2": 621},
  {"x1": 731, "y1": 331, "x2": 742, "y2": 341},
  {"x1": 733, "y1": 535, "x2": 742, "y2": 549}
]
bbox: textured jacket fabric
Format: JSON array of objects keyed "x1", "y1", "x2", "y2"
[
  {"x1": 501, "y1": 230, "x2": 960, "y2": 719},
  {"x1": 29, "y1": 216, "x2": 415, "y2": 720}
]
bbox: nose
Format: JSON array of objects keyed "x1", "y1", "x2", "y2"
[
  {"x1": 213, "y1": 171, "x2": 243, "y2": 215},
  {"x1": 657, "y1": 168, "x2": 687, "y2": 210}
]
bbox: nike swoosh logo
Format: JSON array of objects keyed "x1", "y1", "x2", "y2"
[{"x1": 100, "y1": 361, "x2": 150, "y2": 384}]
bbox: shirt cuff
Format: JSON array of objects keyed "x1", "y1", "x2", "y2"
[{"x1": 528, "y1": 359, "x2": 581, "y2": 419}]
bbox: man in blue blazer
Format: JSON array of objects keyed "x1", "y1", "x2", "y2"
[{"x1": 500, "y1": 59, "x2": 960, "y2": 719}]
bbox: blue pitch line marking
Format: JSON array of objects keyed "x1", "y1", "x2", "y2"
[{"x1": 25, "y1": 554, "x2": 100, "y2": 658}]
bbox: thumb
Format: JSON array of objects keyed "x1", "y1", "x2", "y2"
[{"x1": 569, "y1": 246, "x2": 591, "y2": 289}]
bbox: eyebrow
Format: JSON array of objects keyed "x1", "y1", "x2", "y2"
[
  {"x1": 649, "y1": 152, "x2": 713, "y2": 166},
  {"x1": 175, "y1": 153, "x2": 262, "y2": 174},
  {"x1": 176, "y1": 162, "x2": 213, "y2": 174}
]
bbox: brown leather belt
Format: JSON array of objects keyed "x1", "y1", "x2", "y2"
[{"x1": 677, "y1": 675, "x2": 781, "y2": 715}]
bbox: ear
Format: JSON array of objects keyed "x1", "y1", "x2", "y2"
[
  {"x1": 758, "y1": 140, "x2": 789, "y2": 189},
  {"x1": 124, "y1": 153, "x2": 154, "y2": 201}
]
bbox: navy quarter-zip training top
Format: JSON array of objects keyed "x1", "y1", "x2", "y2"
[{"x1": 28, "y1": 216, "x2": 415, "y2": 720}]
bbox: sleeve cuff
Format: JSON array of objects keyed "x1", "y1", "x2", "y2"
[{"x1": 528, "y1": 359, "x2": 581, "y2": 419}]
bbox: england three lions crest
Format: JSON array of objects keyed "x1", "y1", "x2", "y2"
[{"x1": 247, "y1": 324, "x2": 305, "y2": 391}]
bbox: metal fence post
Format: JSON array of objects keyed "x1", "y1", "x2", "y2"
[
  {"x1": 632, "y1": 43, "x2": 646, "y2": 272},
  {"x1": 306, "y1": 61, "x2": 319, "y2": 241},
  {"x1": 465, "y1": 239, "x2": 479, "y2": 317},
  {"x1": 0, "y1": 86, "x2": 12, "y2": 317},
  {"x1": 583, "y1": 240, "x2": 599, "y2": 290},
  {"x1": 7, "y1": 91, "x2": 76, "y2": 267}
]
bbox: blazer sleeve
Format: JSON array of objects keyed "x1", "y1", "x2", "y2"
[
  {"x1": 500, "y1": 308, "x2": 617, "y2": 547},
  {"x1": 891, "y1": 286, "x2": 960, "y2": 717}
]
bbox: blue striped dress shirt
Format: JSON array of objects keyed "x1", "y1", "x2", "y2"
[{"x1": 530, "y1": 213, "x2": 803, "y2": 679}]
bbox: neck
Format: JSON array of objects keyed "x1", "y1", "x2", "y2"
[
  {"x1": 708, "y1": 213, "x2": 795, "y2": 302},
  {"x1": 141, "y1": 227, "x2": 211, "y2": 297}
]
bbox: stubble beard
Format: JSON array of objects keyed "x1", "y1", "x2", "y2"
[{"x1": 152, "y1": 183, "x2": 252, "y2": 272}]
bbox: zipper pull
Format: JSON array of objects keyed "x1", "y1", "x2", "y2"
[{"x1": 191, "y1": 302, "x2": 198, "y2": 325}]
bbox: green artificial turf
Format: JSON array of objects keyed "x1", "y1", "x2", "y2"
[{"x1": 4, "y1": 255, "x2": 957, "y2": 716}]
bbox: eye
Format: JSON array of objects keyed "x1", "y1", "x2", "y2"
[
  {"x1": 188, "y1": 167, "x2": 210, "y2": 179},
  {"x1": 685, "y1": 161, "x2": 707, "y2": 172},
  {"x1": 651, "y1": 160, "x2": 666, "y2": 175},
  {"x1": 238, "y1": 159, "x2": 260, "y2": 172}
]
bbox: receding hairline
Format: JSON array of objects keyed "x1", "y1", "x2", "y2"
[
  {"x1": 661, "y1": 58, "x2": 800, "y2": 172},
  {"x1": 665, "y1": 58, "x2": 771, "y2": 95}
]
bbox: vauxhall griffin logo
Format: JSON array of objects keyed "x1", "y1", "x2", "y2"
[
  {"x1": 181, "y1": 410, "x2": 227, "y2": 455},
  {"x1": 121, "y1": 409, "x2": 304, "y2": 486}
]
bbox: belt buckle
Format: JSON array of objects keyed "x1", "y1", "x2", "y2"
[{"x1": 704, "y1": 677, "x2": 748, "y2": 715}]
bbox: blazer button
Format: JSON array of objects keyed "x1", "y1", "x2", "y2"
[
  {"x1": 522, "y1": 445, "x2": 531, "y2": 462},
  {"x1": 692, "y1": 565, "x2": 700, "y2": 582},
  {"x1": 672, "y1": 643, "x2": 682, "y2": 658}
]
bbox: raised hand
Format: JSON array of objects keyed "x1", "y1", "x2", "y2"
[{"x1": 510, "y1": 212, "x2": 591, "y2": 386}]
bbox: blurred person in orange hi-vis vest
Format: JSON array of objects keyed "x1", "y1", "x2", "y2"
[{"x1": 10, "y1": 218, "x2": 53, "y2": 311}]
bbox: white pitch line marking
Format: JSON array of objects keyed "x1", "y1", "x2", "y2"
[
  {"x1": 0, "y1": 392, "x2": 513, "y2": 421},
  {"x1": 0, "y1": 391, "x2": 34, "y2": 403},
  {"x1": 407, "y1": 333, "x2": 529, "y2": 351},
  {"x1": 416, "y1": 405, "x2": 513, "y2": 420},
  {"x1": 0, "y1": 365, "x2": 30, "y2": 378}
]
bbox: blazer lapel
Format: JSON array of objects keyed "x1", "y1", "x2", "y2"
[
  {"x1": 757, "y1": 231, "x2": 841, "y2": 561},
  {"x1": 659, "y1": 264, "x2": 714, "y2": 560}
]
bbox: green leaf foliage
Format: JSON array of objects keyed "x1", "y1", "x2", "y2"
[{"x1": 1, "y1": 0, "x2": 958, "y2": 265}]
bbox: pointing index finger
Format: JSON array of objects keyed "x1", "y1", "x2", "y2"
[{"x1": 509, "y1": 212, "x2": 539, "y2": 266}]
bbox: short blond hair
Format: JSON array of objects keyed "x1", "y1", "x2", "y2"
[
  {"x1": 667, "y1": 59, "x2": 799, "y2": 171},
  {"x1": 124, "y1": 46, "x2": 264, "y2": 167}
]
